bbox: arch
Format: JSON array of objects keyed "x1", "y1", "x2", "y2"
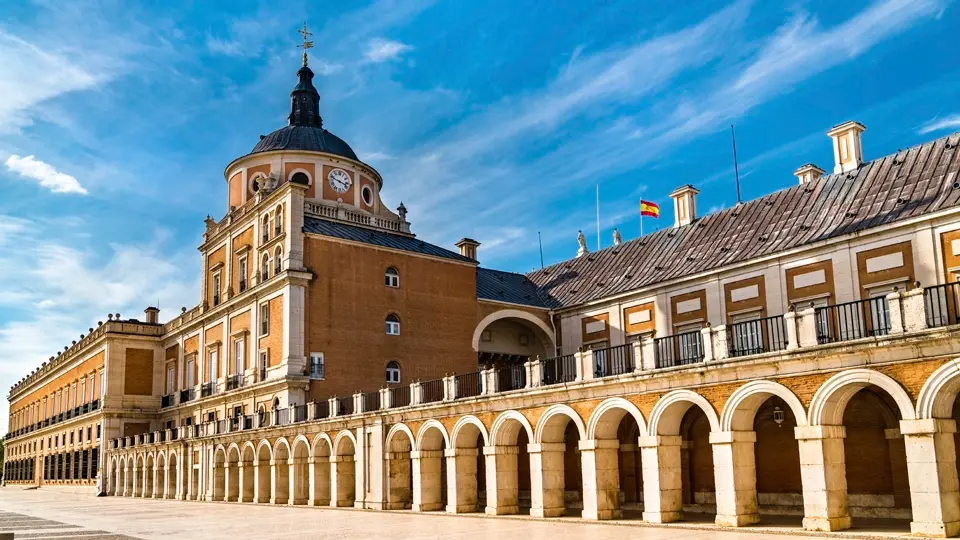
[
  {"x1": 415, "y1": 419, "x2": 450, "y2": 451},
  {"x1": 287, "y1": 168, "x2": 312, "y2": 186},
  {"x1": 587, "y1": 397, "x2": 648, "y2": 440},
  {"x1": 490, "y1": 410, "x2": 533, "y2": 446},
  {"x1": 291, "y1": 434, "x2": 311, "y2": 457},
  {"x1": 311, "y1": 432, "x2": 333, "y2": 457},
  {"x1": 451, "y1": 415, "x2": 490, "y2": 448},
  {"x1": 385, "y1": 266, "x2": 400, "y2": 288},
  {"x1": 385, "y1": 423, "x2": 416, "y2": 451},
  {"x1": 156, "y1": 451, "x2": 166, "y2": 469},
  {"x1": 534, "y1": 404, "x2": 586, "y2": 444},
  {"x1": 808, "y1": 368, "x2": 916, "y2": 426},
  {"x1": 273, "y1": 437, "x2": 292, "y2": 457},
  {"x1": 333, "y1": 430, "x2": 357, "y2": 456},
  {"x1": 385, "y1": 313, "x2": 401, "y2": 335},
  {"x1": 227, "y1": 443, "x2": 242, "y2": 460},
  {"x1": 274, "y1": 245, "x2": 283, "y2": 274},
  {"x1": 649, "y1": 389, "x2": 721, "y2": 436},
  {"x1": 261, "y1": 253, "x2": 270, "y2": 280},
  {"x1": 472, "y1": 309, "x2": 556, "y2": 353},
  {"x1": 240, "y1": 442, "x2": 257, "y2": 462},
  {"x1": 386, "y1": 360, "x2": 401, "y2": 384},
  {"x1": 917, "y1": 358, "x2": 960, "y2": 419},
  {"x1": 214, "y1": 445, "x2": 227, "y2": 462},
  {"x1": 720, "y1": 380, "x2": 807, "y2": 432},
  {"x1": 255, "y1": 439, "x2": 273, "y2": 462}
]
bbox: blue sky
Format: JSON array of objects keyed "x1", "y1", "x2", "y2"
[{"x1": 0, "y1": 0, "x2": 958, "y2": 428}]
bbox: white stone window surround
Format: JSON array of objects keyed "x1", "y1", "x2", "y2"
[
  {"x1": 627, "y1": 309, "x2": 652, "y2": 326},
  {"x1": 675, "y1": 297, "x2": 702, "y2": 315},
  {"x1": 729, "y1": 284, "x2": 760, "y2": 303},
  {"x1": 865, "y1": 251, "x2": 905, "y2": 274},
  {"x1": 793, "y1": 268, "x2": 827, "y2": 290}
]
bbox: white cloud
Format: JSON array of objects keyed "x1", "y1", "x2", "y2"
[
  {"x1": 206, "y1": 36, "x2": 243, "y2": 56},
  {"x1": 364, "y1": 38, "x2": 413, "y2": 63},
  {"x1": 918, "y1": 114, "x2": 960, "y2": 135},
  {"x1": 4, "y1": 154, "x2": 87, "y2": 194},
  {"x1": 312, "y1": 59, "x2": 345, "y2": 76}
]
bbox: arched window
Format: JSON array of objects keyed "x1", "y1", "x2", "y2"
[
  {"x1": 386, "y1": 361, "x2": 401, "y2": 384},
  {"x1": 385, "y1": 314, "x2": 400, "y2": 335},
  {"x1": 274, "y1": 205, "x2": 283, "y2": 236},
  {"x1": 261, "y1": 254, "x2": 270, "y2": 281},
  {"x1": 290, "y1": 172, "x2": 310, "y2": 186},
  {"x1": 385, "y1": 267, "x2": 399, "y2": 288},
  {"x1": 261, "y1": 215, "x2": 270, "y2": 243},
  {"x1": 274, "y1": 246, "x2": 282, "y2": 275}
]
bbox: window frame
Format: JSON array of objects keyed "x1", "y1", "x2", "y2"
[
  {"x1": 212, "y1": 270, "x2": 222, "y2": 306},
  {"x1": 260, "y1": 302, "x2": 270, "y2": 336},
  {"x1": 308, "y1": 352, "x2": 325, "y2": 380},
  {"x1": 274, "y1": 246, "x2": 283, "y2": 275},
  {"x1": 274, "y1": 205, "x2": 283, "y2": 236},
  {"x1": 385, "y1": 313, "x2": 401, "y2": 336},
  {"x1": 385, "y1": 267, "x2": 400, "y2": 288},
  {"x1": 386, "y1": 361, "x2": 401, "y2": 384},
  {"x1": 261, "y1": 253, "x2": 270, "y2": 281},
  {"x1": 234, "y1": 337, "x2": 245, "y2": 376},
  {"x1": 238, "y1": 255, "x2": 248, "y2": 293}
]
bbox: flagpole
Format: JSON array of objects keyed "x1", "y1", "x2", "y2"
[{"x1": 596, "y1": 184, "x2": 601, "y2": 250}]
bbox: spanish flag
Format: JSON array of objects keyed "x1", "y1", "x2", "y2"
[{"x1": 640, "y1": 200, "x2": 660, "y2": 218}]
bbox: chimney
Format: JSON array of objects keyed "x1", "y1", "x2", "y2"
[
  {"x1": 144, "y1": 307, "x2": 160, "y2": 324},
  {"x1": 793, "y1": 163, "x2": 825, "y2": 185},
  {"x1": 455, "y1": 238, "x2": 480, "y2": 261},
  {"x1": 827, "y1": 121, "x2": 865, "y2": 174},
  {"x1": 669, "y1": 184, "x2": 699, "y2": 228}
]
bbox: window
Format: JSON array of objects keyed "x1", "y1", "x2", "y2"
[
  {"x1": 274, "y1": 205, "x2": 283, "y2": 236},
  {"x1": 385, "y1": 267, "x2": 400, "y2": 288},
  {"x1": 234, "y1": 338, "x2": 245, "y2": 376},
  {"x1": 386, "y1": 361, "x2": 401, "y2": 384},
  {"x1": 238, "y1": 256, "x2": 248, "y2": 293},
  {"x1": 260, "y1": 303, "x2": 270, "y2": 336},
  {"x1": 361, "y1": 185, "x2": 373, "y2": 206},
  {"x1": 207, "y1": 349, "x2": 218, "y2": 383},
  {"x1": 258, "y1": 351, "x2": 268, "y2": 381},
  {"x1": 80, "y1": 380, "x2": 85, "y2": 404},
  {"x1": 261, "y1": 254, "x2": 270, "y2": 281},
  {"x1": 86, "y1": 427, "x2": 91, "y2": 442},
  {"x1": 185, "y1": 356, "x2": 195, "y2": 388},
  {"x1": 96, "y1": 424, "x2": 100, "y2": 439},
  {"x1": 262, "y1": 215, "x2": 270, "y2": 242},
  {"x1": 99, "y1": 370, "x2": 104, "y2": 398},
  {"x1": 212, "y1": 271, "x2": 222, "y2": 306},
  {"x1": 309, "y1": 353, "x2": 324, "y2": 379},
  {"x1": 274, "y1": 246, "x2": 282, "y2": 275},
  {"x1": 385, "y1": 314, "x2": 401, "y2": 335},
  {"x1": 166, "y1": 366, "x2": 175, "y2": 394}
]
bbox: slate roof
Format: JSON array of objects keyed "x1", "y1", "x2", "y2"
[
  {"x1": 252, "y1": 125, "x2": 359, "y2": 161},
  {"x1": 303, "y1": 216, "x2": 473, "y2": 262},
  {"x1": 526, "y1": 132, "x2": 960, "y2": 309},
  {"x1": 476, "y1": 268, "x2": 558, "y2": 309}
]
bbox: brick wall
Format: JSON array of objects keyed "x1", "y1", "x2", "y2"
[{"x1": 123, "y1": 348, "x2": 154, "y2": 396}]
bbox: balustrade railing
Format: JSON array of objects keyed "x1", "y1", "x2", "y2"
[
  {"x1": 727, "y1": 315, "x2": 788, "y2": 357},
  {"x1": 363, "y1": 392, "x2": 381, "y2": 412},
  {"x1": 455, "y1": 372, "x2": 482, "y2": 399},
  {"x1": 541, "y1": 354, "x2": 577, "y2": 385},
  {"x1": 200, "y1": 382, "x2": 214, "y2": 398},
  {"x1": 293, "y1": 404, "x2": 308, "y2": 423},
  {"x1": 336, "y1": 396, "x2": 354, "y2": 416},
  {"x1": 815, "y1": 297, "x2": 890, "y2": 344},
  {"x1": 925, "y1": 282, "x2": 960, "y2": 328},
  {"x1": 161, "y1": 394, "x2": 173, "y2": 408},
  {"x1": 312, "y1": 400, "x2": 330, "y2": 420},
  {"x1": 654, "y1": 331, "x2": 704, "y2": 368},
  {"x1": 496, "y1": 364, "x2": 526, "y2": 391},
  {"x1": 179, "y1": 388, "x2": 194, "y2": 404},
  {"x1": 420, "y1": 379, "x2": 445, "y2": 403},
  {"x1": 592, "y1": 344, "x2": 634, "y2": 377},
  {"x1": 225, "y1": 374, "x2": 241, "y2": 391},
  {"x1": 390, "y1": 385, "x2": 411, "y2": 408}
]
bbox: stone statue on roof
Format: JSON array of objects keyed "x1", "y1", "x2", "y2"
[
  {"x1": 613, "y1": 228, "x2": 622, "y2": 246},
  {"x1": 576, "y1": 229, "x2": 588, "y2": 258}
]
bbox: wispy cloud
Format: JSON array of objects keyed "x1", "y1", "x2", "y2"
[
  {"x1": 364, "y1": 38, "x2": 413, "y2": 63},
  {"x1": 205, "y1": 35, "x2": 243, "y2": 56},
  {"x1": 918, "y1": 113, "x2": 960, "y2": 134},
  {"x1": 4, "y1": 154, "x2": 87, "y2": 194}
]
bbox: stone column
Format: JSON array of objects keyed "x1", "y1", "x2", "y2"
[
  {"x1": 411, "y1": 450, "x2": 444, "y2": 511},
  {"x1": 527, "y1": 358, "x2": 540, "y2": 388},
  {"x1": 901, "y1": 418, "x2": 960, "y2": 537},
  {"x1": 901, "y1": 288, "x2": 928, "y2": 333},
  {"x1": 885, "y1": 428, "x2": 911, "y2": 509},
  {"x1": 580, "y1": 439, "x2": 622, "y2": 520},
  {"x1": 238, "y1": 463, "x2": 250, "y2": 503},
  {"x1": 446, "y1": 447, "x2": 479, "y2": 513},
  {"x1": 289, "y1": 457, "x2": 306, "y2": 505},
  {"x1": 222, "y1": 463, "x2": 231, "y2": 502},
  {"x1": 528, "y1": 442, "x2": 567, "y2": 517},
  {"x1": 784, "y1": 310, "x2": 800, "y2": 350},
  {"x1": 384, "y1": 452, "x2": 411, "y2": 510},
  {"x1": 700, "y1": 327, "x2": 715, "y2": 362},
  {"x1": 639, "y1": 435, "x2": 684, "y2": 523},
  {"x1": 152, "y1": 466, "x2": 159, "y2": 498},
  {"x1": 796, "y1": 307, "x2": 819, "y2": 348},
  {"x1": 269, "y1": 459, "x2": 280, "y2": 504},
  {"x1": 712, "y1": 325, "x2": 729, "y2": 362},
  {"x1": 711, "y1": 430, "x2": 759, "y2": 527},
  {"x1": 484, "y1": 445, "x2": 520, "y2": 515},
  {"x1": 795, "y1": 425, "x2": 851, "y2": 532},
  {"x1": 330, "y1": 455, "x2": 355, "y2": 507},
  {"x1": 620, "y1": 443, "x2": 640, "y2": 503},
  {"x1": 886, "y1": 291, "x2": 905, "y2": 334},
  {"x1": 131, "y1": 466, "x2": 140, "y2": 497}
]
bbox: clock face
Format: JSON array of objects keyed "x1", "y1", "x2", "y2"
[{"x1": 328, "y1": 168, "x2": 352, "y2": 194}]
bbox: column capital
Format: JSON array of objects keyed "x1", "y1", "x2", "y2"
[
  {"x1": 409, "y1": 450, "x2": 443, "y2": 460},
  {"x1": 444, "y1": 448, "x2": 479, "y2": 458},
  {"x1": 578, "y1": 439, "x2": 620, "y2": 451},
  {"x1": 900, "y1": 418, "x2": 958, "y2": 436},
  {"x1": 637, "y1": 435, "x2": 682, "y2": 448},
  {"x1": 526, "y1": 442, "x2": 566, "y2": 454},
  {"x1": 794, "y1": 424, "x2": 845, "y2": 440},
  {"x1": 709, "y1": 430, "x2": 757, "y2": 445},
  {"x1": 482, "y1": 445, "x2": 518, "y2": 456}
]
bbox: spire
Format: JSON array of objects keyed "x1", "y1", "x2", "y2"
[
  {"x1": 288, "y1": 54, "x2": 322, "y2": 127},
  {"x1": 298, "y1": 22, "x2": 314, "y2": 67}
]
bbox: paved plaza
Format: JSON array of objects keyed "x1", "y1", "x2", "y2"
[{"x1": 0, "y1": 488, "x2": 915, "y2": 540}]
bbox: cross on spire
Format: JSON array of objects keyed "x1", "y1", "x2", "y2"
[{"x1": 298, "y1": 21, "x2": 314, "y2": 67}]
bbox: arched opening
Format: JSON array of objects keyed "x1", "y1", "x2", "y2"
[
  {"x1": 534, "y1": 408, "x2": 584, "y2": 517},
  {"x1": 386, "y1": 361, "x2": 401, "y2": 385},
  {"x1": 261, "y1": 254, "x2": 270, "y2": 281},
  {"x1": 753, "y1": 397, "x2": 802, "y2": 523},
  {"x1": 414, "y1": 424, "x2": 448, "y2": 512},
  {"x1": 291, "y1": 439, "x2": 310, "y2": 505},
  {"x1": 212, "y1": 449, "x2": 226, "y2": 502},
  {"x1": 226, "y1": 447, "x2": 240, "y2": 502},
  {"x1": 274, "y1": 246, "x2": 283, "y2": 275},
  {"x1": 273, "y1": 441, "x2": 291, "y2": 505},
  {"x1": 586, "y1": 400, "x2": 647, "y2": 520},
  {"x1": 680, "y1": 406, "x2": 715, "y2": 521},
  {"x1": 842, "y1": 388, "x2": 911, "y2": 528},
  {"x1": 255, "y1": 443, "x2": 271, "y2": 503},
  {"x1": 386, "y1": 313, "x2": 401, "y2": 336},
  {"x1": 332, "y1": 434, "x2": 356, "y2": 507},
  {"x1": 450, "y1": 418, "x2": 488, "y2": 513},
  {"x1": 118, "y1": 459, "x2": 127, "y2": 496},
  {"x1": 385, "y1": 267, "x2": 399, "y2": 288},
  {"x1": 311, "y1": 437, "x2": 332, "y2": 506},
  {"x1": 132, "y1": 457, "x2": 141, "y2": 497},
  {"x1": 473, "y1": 311, "x2": 555, "y2": 374},
  {"x1": 167, "y1": 453, "x2": 178, "y2": 499},
  {"x1": 488, "y1": 413, "x2": 533, "y2": 515},
  {"x1": 144, "y1": 454, "x2": 154, "y2": 498},
  {"x1": 190, "y1": 457, "x2": 200, "y2": 501},
  {"x1": 240, "y1": 446, "x2": 255, "y2": 503},
  {"x1": 385, "y1": 427, "x2": 414, "y2": 510}
]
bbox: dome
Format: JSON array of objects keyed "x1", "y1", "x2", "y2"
[{"x1": 251, "y1": 125, "x2": 359, "y2": 161}]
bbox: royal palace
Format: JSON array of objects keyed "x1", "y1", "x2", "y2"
[{"x1": 6, "y1": 53, "x2": 960, "y2": 538}]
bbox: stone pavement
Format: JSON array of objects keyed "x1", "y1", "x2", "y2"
[{"x1": 0, "y1": 488, "x2": 913, "y2": 540}]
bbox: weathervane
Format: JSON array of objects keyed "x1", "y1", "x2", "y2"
[{"x1": 298, "y1": 21, "x2": 314, "y2": 67}]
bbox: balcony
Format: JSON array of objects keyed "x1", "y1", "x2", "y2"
[
  {"x1": 454, "y1": 372, "x2": 482, "y2": 399},
  {"x1": 496, "y1": 364, "x2": 527, "y2": 392},
  {"x1": 161, "y1": 394, "x2": 174, "y2": 408},
  {"x1": 924, "y1": 281, "x2": 960, "y2": 328},
  {"x1": 541, "y1": 354, "x2": 576, "y2": 385},
  {"x1": 654, "y1": 330, "x2": 704, "y2": 368},
  {"x1": 592, "y1": 344, "x2": 635, "y2": 377},
  {"x1": 727, "y1": 315, "x2": 788, "y2": 357},
  {"x1": 238, "y1": 279, "x2": 247, "y2": 293},
  {"x1": 420, "y1": 379, "x2": 444, "y2": 404},
  {"x1": 336, "y1": 396, "x2": 354, "y2": 416},
  {"x1": 815, "y1": 297, "x2": 890, "y2": 344},
  {"x1": 362, "y1": 391, "x2": 381, "y2": 412},
  {"x1": 225, "y1": 374, "x2": 242, "y2": 391},
  {"x1": 389, "y1": 385, "x2": 411, "y2": 408},
  {"x1": 200, "y1": 382, "x2": 215, "y2": 398},
  {"x1": 179, "y1": 388, "x2": 195, "y2": 404}
]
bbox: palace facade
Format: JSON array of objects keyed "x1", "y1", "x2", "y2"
[{"x1": 6, "y1": 56, "x2": 960, "y2": 537}]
